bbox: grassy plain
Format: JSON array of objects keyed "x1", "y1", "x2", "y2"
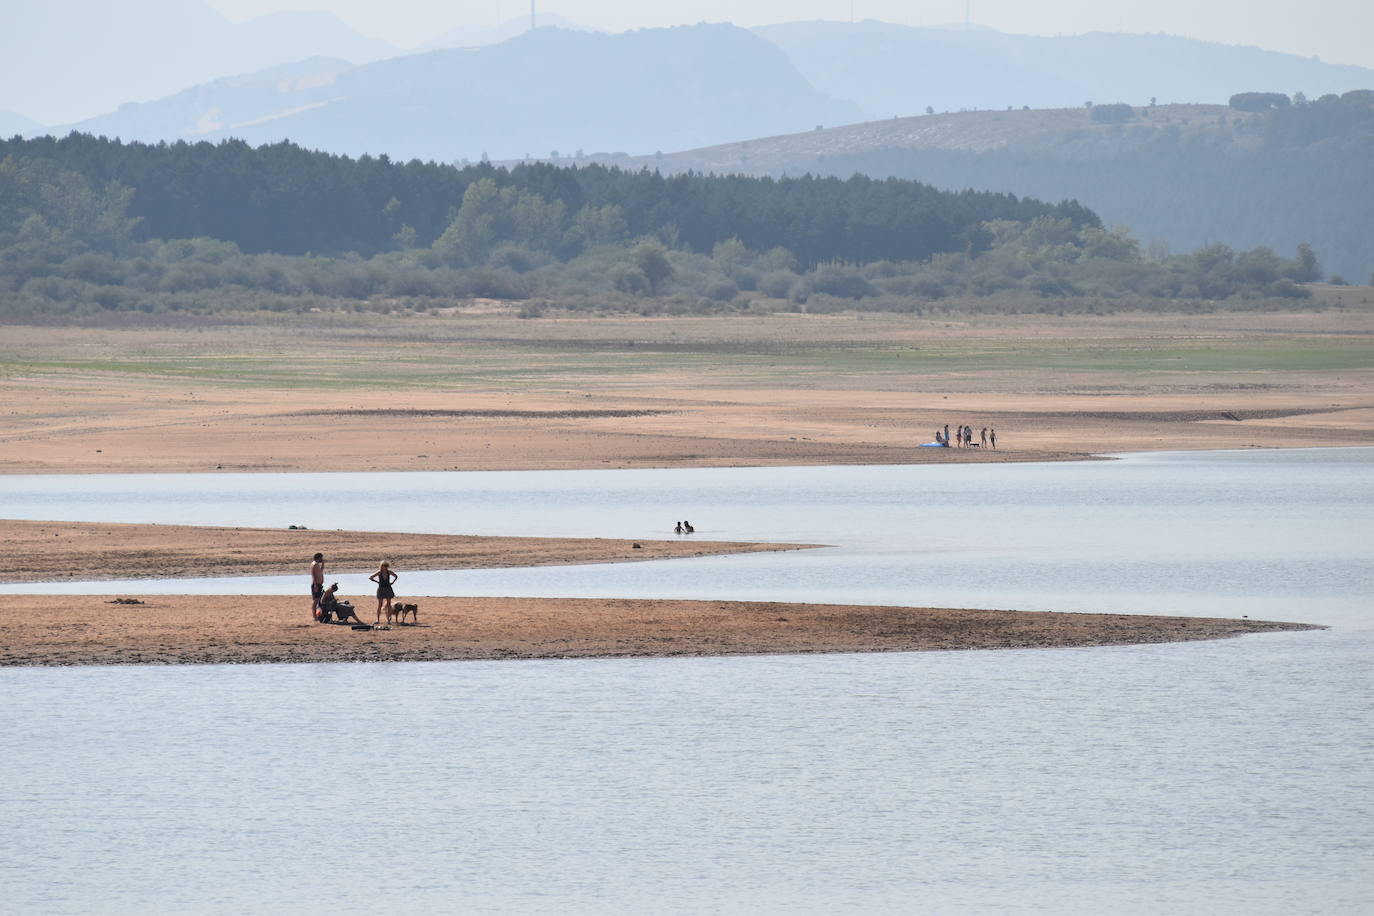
[{"x1": 2, "y1": 305, "x2": 1373, "y2": 474}]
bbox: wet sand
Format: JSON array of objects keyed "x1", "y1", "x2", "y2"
[
  {"x1": 0, "y1": 519, "x2": 813, "y2": 584},
  {"x1": 0, "y1": 594, "x2": 1318, "y2": 667}
]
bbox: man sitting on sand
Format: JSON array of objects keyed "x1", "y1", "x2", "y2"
[{"x1": 318, "y1": 583, "x2": 364, "y2": 625}]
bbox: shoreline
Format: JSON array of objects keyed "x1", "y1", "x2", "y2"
[
  {"x1": 0, "y1": 448, "x2": 1102, "y2": 476},
  {"x1": 4, "y1": 444, "x2": 1370, "y2": 480},
  {"x1": 0, "y1": 519, "x2": 816, "y2": 585},
  {"x1": 0, "y1": 594, "x2": 1321, "y2": 668}
]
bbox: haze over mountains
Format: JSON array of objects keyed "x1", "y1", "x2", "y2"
[
  {"x1": 43, "y1": 18, "x2": 1374, "y2": 161},
  {"x1": 23, "y1": 11, "x2": 1374, "y2": 143},
  {"x1": 65, "y1": 25, "x2": 864, "y2": 163},
  {"x1": 8, "y1": 6, "x2": 1372, "y2": 281},
  {"x1": 419, "y1": 13, "x2": 591, "y2": 51},
  {"x1": 760, "y1": 20, "x2": 1374, "y2": 117},
  {"x1": 1, "y1": 0, "x2": 397, "y2": 125}
]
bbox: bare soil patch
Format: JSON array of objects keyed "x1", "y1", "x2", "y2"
[
  {"x1": 1, "y1": 310, "x2": 1370, "y2": 474},
  {"x1": 0, "y1": 594, "x2": 1319, "y2": 667}
]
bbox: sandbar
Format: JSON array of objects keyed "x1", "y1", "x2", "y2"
[
  {"x1": 0, "y1": 594, "x2": 1318, "y2": 667},
  {"x1": 0, "y1": 519, "x2": 813, "y2": 584}
]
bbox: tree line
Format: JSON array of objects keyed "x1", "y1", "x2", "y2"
[
  {"x1": 0, "y1": 132, "x2": 1334, "y2": 319},
  {"x1": 0, "y1": 133, "x2": 1097, "y2": 266}
]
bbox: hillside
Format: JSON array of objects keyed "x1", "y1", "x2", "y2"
[
  {"x1": 57, "y1": 25, "x2": 863, "y2": 163},
  {"x1": 1, "y1": 0, "x2": 397, "y2": 126},
  {"x1": 575, "y1": 99, "x2": 1374, "y2": 283},
  {"x1": 67, "y1": 57, "x2": 356, "y2": 143},
  {"x1": 0, "y1": 110, "x2": 40, "y2": 136},
  {"x1": 755, "y1": 20, "x2": 1374, "y2": 116}
]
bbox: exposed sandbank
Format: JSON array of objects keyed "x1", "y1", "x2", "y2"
[
  {"x1": 2, "y1": 312, "x2": 1370, "y2": 475},
  {"x1": 0, "y1": 519, "x2": 814, "y2": 584},
  {"x1": 0, "y1": 594, "x2": 1319, "y2": 667}
]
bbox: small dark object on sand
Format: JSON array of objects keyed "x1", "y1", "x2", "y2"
[
  {"x1": 107, "y1": 597, "x2": 145, "y2": 605},
  {"x1": 633, "y1": 543, "x2": 642, "y2": 549}
]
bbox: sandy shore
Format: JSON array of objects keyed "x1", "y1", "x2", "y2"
[
  {"x1": 2, "y1": 312, "x2": 1370, "y2": 475},
  {"x1": 0, "y1": 520, "x2": 1322, "y2": 666},
  {"x1": 0, "y1": 312, "x2": 1357, "y2": 665},
  {"x1": 0, "y1": 519, "x2": 812, "y2": 583},
  {"x1": 0, "y1": 594, "x2": 1318, "y2": 667},
  {"x1": 2, "y1": 381, "x2": 1368, "y2": 474}
]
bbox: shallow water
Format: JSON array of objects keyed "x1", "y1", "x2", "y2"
[
  {"x1": 3, "y1": 448, "x2": 1370, "y2": 628},
  {"x1": 2, "y1": 449, "x2": 1372, "y2": 913}
]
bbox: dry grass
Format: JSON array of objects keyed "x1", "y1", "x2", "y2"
[{"x1": 1, "y1": 309, "x2": 1371, "y2": 474}]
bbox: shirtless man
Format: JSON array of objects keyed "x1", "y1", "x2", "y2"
[{"x1": 310, "y1": 553, "x2": 325, "y2": 618}]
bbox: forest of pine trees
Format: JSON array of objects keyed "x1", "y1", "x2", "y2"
[{"x1": 0, "y1": 133, "x2": 1333, "y2": 318}]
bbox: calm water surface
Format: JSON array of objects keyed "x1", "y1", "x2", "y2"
[
  {"x1": 3, "y1": 636, "x2": 1370, "y2": 914},
  {"x1": 1, "y1": 449, "x2": 1371, "y2": 913},
  {"x1": 2, "y1": 448, "x2": 1370, "y2": 626}
]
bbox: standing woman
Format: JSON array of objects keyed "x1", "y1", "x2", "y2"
[{"x1": 370, "y1": 561, "x2": 398, "y2": 624}]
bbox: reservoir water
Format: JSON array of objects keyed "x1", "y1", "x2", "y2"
[
  {"x1": 2, "y1": 448, "x2": 1370, "y2": 627},
  {"x1": 1, "y1": 449, "x2": 1371, "y2": 913}
]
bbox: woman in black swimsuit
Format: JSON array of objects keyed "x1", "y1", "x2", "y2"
[{"x1": 370, "y1": 561, "x2": 398, "y2": 624}]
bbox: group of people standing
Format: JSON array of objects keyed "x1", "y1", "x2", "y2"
[
  {"x1": 310, "y1": 552, "x2": 402, "y2": 625},
  {"x1": 935, "y1": 424, "x2": 996, "y2": 449}
]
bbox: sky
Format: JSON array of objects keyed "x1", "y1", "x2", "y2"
[{"x1": 207, "y1": 0, "x2": 1374, "y2": 70}]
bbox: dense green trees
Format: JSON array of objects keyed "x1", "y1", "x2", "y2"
[
  {"x1": 1228, "y1": 92, "x2": 1291, "y2": 112},
  {"x1": 0, "y1": 132, "x2": 1337, "y2": 319},
  {"x1": 0, "y1": 155, "x2": 139, "y2": 255},
  {"x1": 0, "y1": 134, "x2": 1094, "y2": 267}
]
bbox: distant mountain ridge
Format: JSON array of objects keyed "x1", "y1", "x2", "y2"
[
  {"x1": 0, "y1": 0, "x2": 397, "y2": 125},
  {"x1": 0, "y1": 110, "x2": 40, "y2": 136},
  {"x1": 420, "y1": 13, "x2": 593, "y2": 49},
  {"x1": 70, "y1": 58, "x2": 356, "y2": 143},
  {"x1": 754, "y1": 20, "x2": 1374, "y2": 116},
  {"x1": 59, "y1": 25, "x2": 864, "y2": 163}
]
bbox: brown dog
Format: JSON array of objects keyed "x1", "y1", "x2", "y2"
[{"x1": 394, "y1": 602, "x2": 420, "y2": 624}]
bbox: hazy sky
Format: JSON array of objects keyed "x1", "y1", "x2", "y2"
[{"x1": 207, "y1": 0, "x2": 1374, "y2": 69}]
